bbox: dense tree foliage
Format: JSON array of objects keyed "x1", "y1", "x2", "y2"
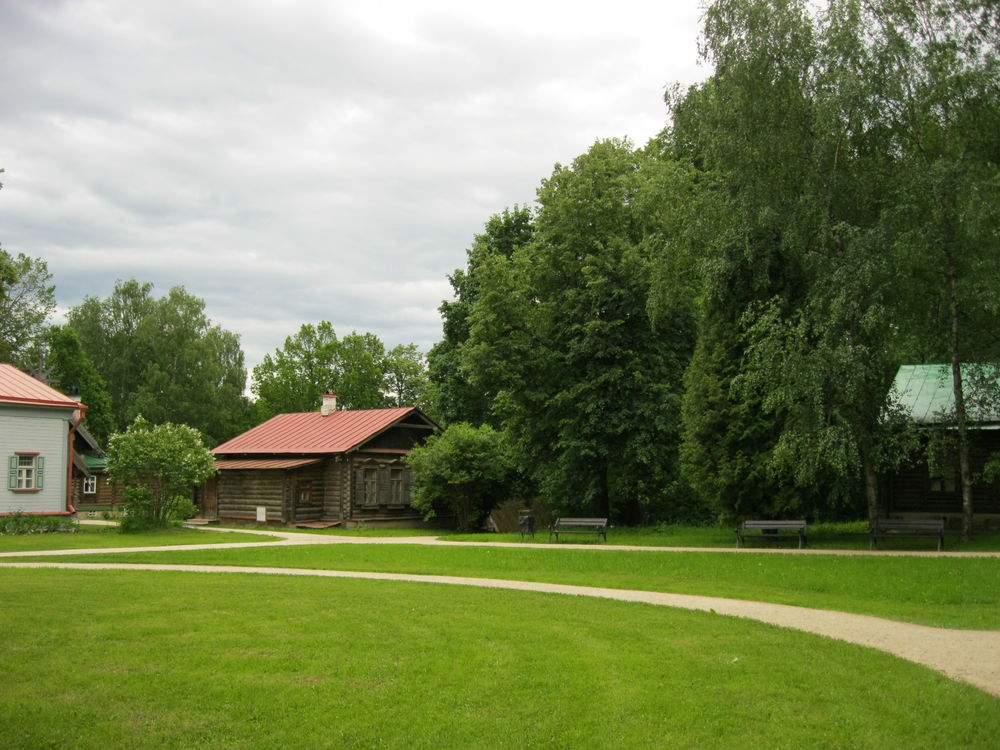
[
  {"x1": 462, "y1": 140, "x2": 696, "y2": 524},
  {"x1": 0, "y1": 249, "x2": 56, "y2": 365},
  {"x1": 34, "y1": 325, "x2": 116, "y2": 444},
  {"x1": 68, "y1": 281, "x2": 252, "y2": 445},
  {"x1": 252, "y1": 322, "x2": 430, "y2": 419},
  {"x1": 384, "y1": 343, "x2": 432, "y2": 410},
  {"x1": 423, "y1": 0, "x2": 999, "y2": 529},
  {"x1": 106, "y1": 416, "x2": 216, "y2": 532},
  {"x1": 846, "y1": 0, "x2": 1000, "y2": 538},
  {"x1": 427, "y1": 206, "x2": 534, "y2": 426},
  {"x1": 654, "y1": 0, "x2": 999, "y2": 530},
  {"x1": 406, "y1": 422, "x2": 515, "y2": 530}
]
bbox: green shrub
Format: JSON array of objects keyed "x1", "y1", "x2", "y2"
[
  {"x1": 406, "y1": 423, "x2": 516, "y2": 531},
  {"x1": 0, "y1": 511, "x2": 79, "y2": 535},
  {"x1": 118, "y1": 488, "x2": 199, "y2": 533},
  {"x1": 107, "y1": 417, "x2": 216, "y2": 533}
]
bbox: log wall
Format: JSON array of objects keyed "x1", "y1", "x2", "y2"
[
  {"x1": 291, "y1": 465, "x2": 325, "y2": 522},
  {"x1": 218, "y1": 470, "x2": 285, "y2": 522}
]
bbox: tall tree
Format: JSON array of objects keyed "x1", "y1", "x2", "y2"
[
  {"x1": 252, "y1": 323, "x2": 429, "y2": 418},
  {"x1": 465, "y1": 139, "x2": 696, "y2": 524},
  {"x1": 251, "y1": 321, "x2": 340, "y2": 416},
  {"x1": 848, "y1": 0, "x2": 1000, "y2": 539},
  {"x1": 68, "y1": 280, "x2": 156, "y2": 428},
  {"x1": 670, "y1": 0, "x2": 831, "y2": 520},
  {"x1": 0, "y1": 249, "x2": 56, "y2": 366},
  {"x1": 68, "y1": 281, "x2": 251, "y2": 445},
  {"x1": 37, "y1": 325, "x2": 116, "y2": 444},
  {"x1": 384, "y1": 343, "x2": 431, "y2": 410},
  {"x1": 128, "y1": 287, "x2": 251, "y2": 444},
  {"x1": 666, "y1": 0, "x2": 1000, "y2": 531},
  {"x1": 427, "y1": 206, "x2": 534, "y2": 426}
]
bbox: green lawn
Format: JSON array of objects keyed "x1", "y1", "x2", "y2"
[
  {"x1": 446, "y1": 521, "x2": 1000, "y2": 551},
  {"x1": 0, "y1": 525, "x2": 279, "y2": 552},
  {"x1": 23, "y1": 542, "x2": 1000, "y2": 629},
  {"x1": 0, "y1": 568, "x2": 996, "y2": 749}
]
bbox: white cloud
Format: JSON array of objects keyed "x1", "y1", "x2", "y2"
[{"x1": 0, "y1": 0, "x2": 707, "y2": 371}]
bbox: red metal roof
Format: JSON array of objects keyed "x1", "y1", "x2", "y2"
[
  {"x1": 0, "y1": 364, "x2": 82, "y2": 409},
  {"x1": 215, "y1": 458, "x2": 323, "y2": 470},
  {"x1": 213, "y1": 407, "x2": 419, "y2": 456}
]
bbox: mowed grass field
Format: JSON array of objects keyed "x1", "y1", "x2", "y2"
[
  {"x1": 3, "y1": 527, "x2": 1000, "y2": 747},
  {"x1": 33, "y1": 541, "x2": 1000, "y2": 629},
  {"x1": 2, "y1": 567, "x2": 999, "y2": 749},
  {"x1": 0, "y1": 525, "x2": 277, "y2": 552}
]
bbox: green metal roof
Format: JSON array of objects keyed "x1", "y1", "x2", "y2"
[
  {"x1": 892, "y1": 364, "x2": 1000, "y2": 425},
  {"x1": 83, "y1": 455, "x2": 108, "y2": 471}
]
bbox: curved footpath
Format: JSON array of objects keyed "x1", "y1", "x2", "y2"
[{"x1": 1, "y1": 525, "x2": 998, "y2": 698}]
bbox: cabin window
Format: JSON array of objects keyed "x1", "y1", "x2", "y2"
[
  {"x1": 298, "y1": 481, "x2": 311, "y2": 505},
  {"x1": 363, "y1": 468, "x2": 378, "y2": 506},
  {"x1": 8, "y1": 453, "x2": 44, "y2": 492},
  {"x1": 929, "y1": 469, "x2": 957, "y2": 493},
  {"x1": 83, "y1": 475, "x2": 97, "y2": 494},
  {"x1": 389, "y1": 468, "x2": 404, "y2": 504}
]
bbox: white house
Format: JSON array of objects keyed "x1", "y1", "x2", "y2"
[{"x1": 1, "y1": 363, "x2": 86, "y2": 516}]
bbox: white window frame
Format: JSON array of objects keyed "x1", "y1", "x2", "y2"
[
  {"x1": 8, "y1": 453, "x2": 44, "y2": 492},
  {"x1": 83, "y1": 475, "x2": 97, "y2": 494}
]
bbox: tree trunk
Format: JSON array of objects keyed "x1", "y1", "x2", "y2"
[
  {"x1": 947, "y1": 256, "x2": 974, "y2": 542},
  {"x1": 863, "y1": 456, "x2": 879, "y2": 526}
]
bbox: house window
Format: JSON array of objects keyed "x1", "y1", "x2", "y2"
[
  {"x1": 83, "y1": 476, "x2": 97, "y2": 494},
  {"x1": 299, "y1": 481, "x2": 311, "y2": 505},
  {"x1": 929, "y1": 469, "x2": 957, "y2": 493},
  {"x1": 389, "y1": 468, "x2": 404, "y2": 504},
  {"x1": 363, "y1": 468, "x2": 378, "y2": 506},
  {"x1": 8, "y1": 454, "x2": 45, "y2": 491}
]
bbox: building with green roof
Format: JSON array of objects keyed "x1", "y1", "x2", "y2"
[{"x1": 884, "y1": 364, "x2": 1000, "y2": 523}]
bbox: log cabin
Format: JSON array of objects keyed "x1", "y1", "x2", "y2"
[
  {"x1": 883, "y1": 364, "x2": 1000, "y2": 525},
  {"x1": 201, "y1": 392, "x2": 440, "y2": 526}
]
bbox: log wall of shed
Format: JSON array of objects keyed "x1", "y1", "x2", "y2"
[
  {"x1": 217, "y1": 469, "x2": 285, "y2": 521},
  {"x1": 322, "y1": 458, "x2": 349, "y2": 521}
]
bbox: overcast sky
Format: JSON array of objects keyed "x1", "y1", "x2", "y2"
[{"x1": 0, "y1": 0, "x2": 708, "y2": 376}]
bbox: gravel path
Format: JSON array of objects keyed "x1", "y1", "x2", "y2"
[{"x1": 2, "y1": 526, "x2": 998, "y2": 697}]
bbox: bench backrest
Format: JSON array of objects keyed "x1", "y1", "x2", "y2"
[
  {"x1": 554, "y1": 518, "x2": 608, "y2": 528},
  {"x1": 873, "y1": 518, "x2": 944, "y2": 531},
  {"x1": 741, "y1": 520, "x2": 806, "y2": 530}
]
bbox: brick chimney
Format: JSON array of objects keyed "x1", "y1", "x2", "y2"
[{"x1": 320, "y1": 391, "x2": 338, "y2": 416}]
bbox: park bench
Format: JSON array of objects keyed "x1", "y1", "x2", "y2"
[
  {"x1": 549, "y1": 517, "x2": 608, "y2": 543},
  {"x1": 869, "y1": 518, "x2": 945, "y2": 551},
  {"x1": 736, "y1": 520, "x2": 808, "y2": 549}
]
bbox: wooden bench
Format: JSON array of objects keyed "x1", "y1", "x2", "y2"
[
  {"x1": 869, "y1": 518, "x2": 945, "y2": 551},
  {"x1": 549, "y1": 517, "x2": 608, "y2": 543},
  {"x1": 736, "y1": 520, "x2": 808, "y2": 549}
]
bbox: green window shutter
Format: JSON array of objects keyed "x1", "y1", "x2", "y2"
[
  {"x1": 353, "y1": 468, "x2": 364, "y2": 506},
  {"x1": 378, "y1": 467, "x2": 390, "y2": 506},
  {"x1": 7, "y1": 456, "x2": 17, "y2": 490},
  {"x1": 36, "y1": 456, "x2": 45, "y2": 489},
  {"x1": 402, "y1": 467, "x2": 414, "y2": 504}
]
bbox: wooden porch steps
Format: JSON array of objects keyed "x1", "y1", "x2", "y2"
[
  {"x1": 184, "y1": 518, "x2": 219, "y2": 526},
  {"x1": 295, "y1": 520, "x2": 343, "y2": 529}
]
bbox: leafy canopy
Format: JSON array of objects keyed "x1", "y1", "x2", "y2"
[
  {"x1": 106, "y1": 416, "x2": 216, "y2": 531},
  {"x1": 406, "y1": 422, "x2": 514, "y2": 531}
]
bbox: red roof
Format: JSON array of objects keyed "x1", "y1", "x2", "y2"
[
  {"x1": 215, "y1": 458, "x2": 323, "y2": 470},
  {"x1": 0, "y1": 364, "x2": 82, "y2": 409},
  {"x1": 213, "y1": 407, "x2": 420, "y2": 455}
]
